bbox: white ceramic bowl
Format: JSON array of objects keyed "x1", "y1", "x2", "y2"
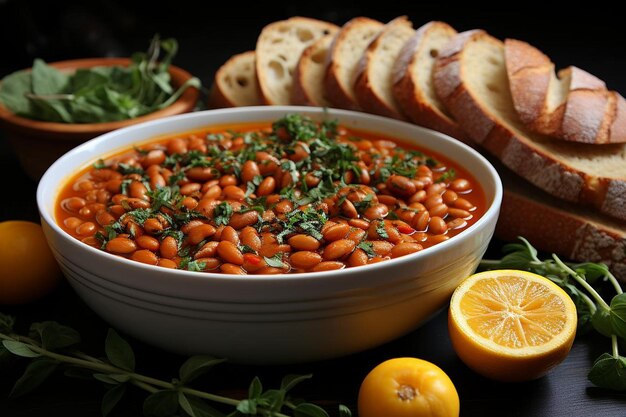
[{"x1": 37, "y1": 106, "x2": 502, "y2": 364}]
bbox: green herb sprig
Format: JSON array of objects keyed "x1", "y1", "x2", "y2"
[
  {"x1": 0, "y1": 317, "x2": 351, "y2": 417},
  {"x1": 0, "y1": 35, "x2": 200, "y2": 123},
  {"x1": 480, "y1": 237, "x2": 626, "y2": 391}
]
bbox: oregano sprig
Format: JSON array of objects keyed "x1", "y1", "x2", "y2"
[
  {"x1": 480, "y1": 237, "x2": 626, "y2": 391},
  {"x1": 0, "y1": 318, "x2": 348, "y2": 417}
]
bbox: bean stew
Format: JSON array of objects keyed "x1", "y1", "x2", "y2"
[{"x1": 56, "y1": 114, "x2": 486, "y2": 274}]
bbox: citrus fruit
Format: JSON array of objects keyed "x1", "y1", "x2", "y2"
[
  {"x1": 358, "y1": 357, "x2": 459, "y2": 417},
  {"x1": 448, "y1": 269, "x2": 577, "y2": 381},
  {"x1": 0, "y1": 221, "x2": 62, "y2": 305}
]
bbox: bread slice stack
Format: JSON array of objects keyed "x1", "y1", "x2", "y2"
[
  {"x1": 208, "y1": 15, "x2": 626, "y2": 279},
  {"x1": 432, "y1": 30, "x2": 626, "y2": 279}
]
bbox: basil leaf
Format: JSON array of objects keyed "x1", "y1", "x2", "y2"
[
  {"x1": 179, "y1": 355, "x2": 226, "y2": 385},
  {"x1": 102, "y1": 383, "x2": 127, "y2": 417},
  {"x1": 105, "y1": 329, "x2": 136, "y2": 372},
  {"x1": 0, "y1": 70, "x2": 32, "y2": 114},
  {"x1": 29, "y1": 321, "x2": 81, "y2": 351},
  {"x1": 10, "y1": 357, "x2": 59, "y2": 397},
  {"x1": 143, "y1": 390, "x2": 179, "y2": 417},
  {"x1": 610, "y1": 293, "x2": 626, "y2": 339},
  {"x1": 588, "y1": 353, "x2": 626, "y2": 391},
  {"x1": 32, "y1": 59, "x2": 69, "y2": 95}
]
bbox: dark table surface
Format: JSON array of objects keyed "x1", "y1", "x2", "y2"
[{"x1": 1, "y1": 2, "x2": 626, "y2": 416}]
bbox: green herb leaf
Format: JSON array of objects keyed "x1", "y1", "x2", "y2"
[
  {"x1": 588, "y1": 353, "x2": 626, "y2": 391},
  {"x1": 294, "y1": 402, "x2": 330, "y2": 417},
  {"x1": 375, "y1": 221, "x2": 388, "y2": 239},
  {"x1": 0, "y1": 313, "x2": 15, "y2": 333},
  {"x1": 105, "y1": 329, "x2": 136, "y2": 372},
  {"x1": 248, "y1": 376, "x2": 263, "y2": 400},
  {"x1": 435, "y1": 168, "x2": 456, "y2": 183},
  {"x1": 102, "y1": 383, "x2": 127, "y2": 417},
  {"x1": 610, "y1": 293, "x2": 626, "y2": 339},
  {"x1": 258, "y1": 389, "x2": 285, "y2": 412},
  {"x1": 339, "y1": 404, "x2": 352, "y2": 417},
  {"x1": 10, "y1": 357, "x2": 59, "y2": 397},
  {"x1": 357, "y1": 241, "x2": 376, "y2": 258},
  {"x1": 143, "y1": 389, "x2": 180, "y2": 417},
  {"x1": 236, "y1": 398, "x2": 257, "y2": 414},
  {"x1": 280, "y1": 374, "x2": 312, "y2": 393},
  {"x1": 264, "y1": 253, "x2": 285, "y2": 268},
  {"x1": 179, "y1": 355, "x2": 226, "y2": 385},
  {"x1": 179, "y1": 391, "x2": 196, "y2": 417},
  {"x1": 32, "y1": 58, "x2": 69, "y2": 95},
  {"x1": 29, "y1": 321, "x2": 81, "y2": 351},
  {"x1": 213, "y1": 202, "x2": 233, "y2": 226},
  {"x1": 182, "y1": 396, "x2": 226, "y2": 417},
  {"x1": 2, "y1": 340, "x2": 40, "y2": 358},
  {"x1": 0, "y1": 70, "x2": 33, "y2": 115},
  {"x1": 592, "y1": 308, "x2": 613, "y2": 338}
]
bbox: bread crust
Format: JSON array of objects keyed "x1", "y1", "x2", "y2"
[
  {"x1": 353, "y1": 16, "x2": 414, "y2": 120},
  {"x1": 434, "y1": 30, "x2": 626, "y2": 221},
  {"x1": 324, "y1": 17, "x2": 383, "y2": 110},
  {"x1": 208, "y1": 51, "x2": 260, "y2": 108},
  {"x1": 291, "y1": 35, "x2": 334, "y2": 106},
  {"x1": 392, "y1": 21, "x2": 468, "y2": 142}
]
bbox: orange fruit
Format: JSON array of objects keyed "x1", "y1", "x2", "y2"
[
  {"x1": 0, "y1": 221, "x2": 62, "y2": 305},
  {"x1": 448, "y1": 269, "x2": 577, "y2": 382},
  {"x1": 358, "y1": 357, "x2": 459, "y2": 417}
]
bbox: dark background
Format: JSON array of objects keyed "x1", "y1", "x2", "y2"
[{"x1": 1, "y1": 1, "x2": 626, "y2": 416}]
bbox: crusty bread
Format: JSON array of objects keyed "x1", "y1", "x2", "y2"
[
  {"x1": 209, "y1": 51, "x2": 260, "y2": 108},
  {"x1": 255, "y1": 17, "x2": 339, "y2": 105},
  {"x1": 392, "y1": 21, "x2": 468, "y2": 142},
  {"x1": 505, "y1": 38, "x2": 626, "y2": 144},
  {"x1": 291, "y1": 35, "x2": 334, "y2": 107},
  {"x1": 495, "y1": 164, "x2": 626, "y2": 281},
  {"x1": 433, "y1": 30, "x2": 626, "y2": 221},
  {"x1": 324, "y1": 17, "x2": 384, "y2": 110},
  {"x1": 353, "y1": 16, "x2": 415, "y2": 120}
]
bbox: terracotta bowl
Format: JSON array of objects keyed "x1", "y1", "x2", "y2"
[{"x1": 0, "y1": 58, "x2": 200, "y2": 180}]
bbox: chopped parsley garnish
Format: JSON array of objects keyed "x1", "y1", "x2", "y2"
[
  {"x1": 264, "y1": 253, "x2": 286, "y2": 268},
  {"x1": 213, "y1": 202, "x2": 233, "y2": 226},
  {"x1": 435, "y1": 168, "x2": 456, "y2": 183},
  {"x1": 375, "y1": 221, "x2": 389, "y2": 239},
  {"x1": 357, "y1": 241, "x2": 377, "y2": 258}
]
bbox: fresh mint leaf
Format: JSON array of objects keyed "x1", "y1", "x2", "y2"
[
  {"x1": 248, "y1": 376, "x2": 263, "y2": 400},
  {"x1": 214, "y1": 202, "x2": 233, "y2": 226},
  {"x1": 588, "y1": 353, "x2": 626, "y2": 391},
  {"x1": 357, "y1": 242, "x2": 376, "y2": 258},
  {"x1": 592, "y1": 308, "x2": 613, "y2": 338},
  {"x1": 29, "y1": 321, "x2": 81, "y2": 351},
  {"x1": 10, "y1": 357, "x2": 59, "y2": 397},
  {"x1": 375, "y1": 221, "x2": 388, "y2": 239},
  {"x1": 236, "y1": 398, "x2": 257, "y2": 414},
  {"x1": 179, "y1": 355, "x2": 226, "y2": 385},
  {"x1": 264, "y1": 253, "x2": 285, "y2": 268},
  {"x1": 610, "y1": 293, "x2": 626, "y2": 339},
  {"x1": 102, "y1": 383, "x2": 127, "y2": 417},
  {"x1": 105, "y1": 329, "x2": 135, "y2": 372},
  {"x1": 31, "y1": 58, "x2": 69, "y2": 95},
  {"x1": 0, "y1": 70, "x2": 32, "y2": 114}
]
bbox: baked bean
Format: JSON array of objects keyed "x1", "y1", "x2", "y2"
[
  {"x1": 229, "y1": 211, "x2": 259, "y2": 230},
  {"x1": 348, "y1": 249, "x2": 368, "y2": 267},
  {"x1": 304, "y1": 172, "x2": 321, "y2": 188},
  {"x1": 64, "y1": 217, "x2": 83, "y2": 230},
  {"x1": 195, "y1": 241, "x2": 219, "y2": 259},
  {"x1": 340, "y1": 199, "x2": 358, "y2": 218},
  {"x1": 219, "y1": 226, "x2": 240, "y2": 244},
  {"x1": 363, "y1": 203, "x2": 389, "y2": 221},
  {"x1": 448, "y1": 208, "x2": 472, "y2": 219},
  {"x1": 217, "y1": 241, "x2": 244, "y2": 265},
  {"x1": 136, "y1": 235, "x2": 160, "y2": 251},
  {"x1": 451, "y1": 178, "x2": 471, "y2": 192},
  {"x1": 428, "y1": 203, "x2": 449, "y2": 218},
  {"x1": 288, "y1": 234, "x2": 320, "y2": 251},
  {"x1": 346, "y1": 228, "x2": 366, "y2": 244},
  {"x1": 167, "y1": 138, "x2": 187, "y2": 154},
  {"x1": 186, "y1": 167, "x2": 215, "y2": 182},
  {"x1": 132, "y1": 250, "x2": 158, "y2": 265},
  {"x1": 160, "y1": 236, "x2": 179, "y2": 259},
  {"x1": 144, "y1": 218, "x2": 164, "y2": 234},
  {"x1": 223, "y1": 185, "x2": 245, "y2": 201},
  {"x1": 181, "y1": 197, "x2": 198, "y2": 210},
  {"x1": 240, "y1": 227, "x2": 261, "y2": 252},
  {"x1": 412, "y1": 211, "x2": 430, "y2": 231},
  {"x1": 142, "y1": 149, "x2": 166, "y2": 167},
  {"x1": 256, "y1": 266, "x2": 285, "y2": 275},
  {"x1": 78, "y1": 205, "x2": 96, "y2": 220},
  {"x1": 290, "y1": 251, "x2": 323, "y2": 269},
  {"x1": 158, "y1": 259, "x2": 177, "y2": 269},
  {"x1": 196, "y1": 198, "x2": 220, "y2": 217},
  {"x1": 129, "y1": 181, "x2": 148, "y2": 200},
  {"x1": 180, "y1": 182, "x2": 201, "y2": 196},
  {"x1": 81, "y1": 236, "x2": 100, "y2": 248},
  {"x1": 426, "y1": 183, "x2": 447, "y2": 197},
  {"x1": 241, "y1": 160, "x2": 261, "y2": 183},
  {"x1": 377, "y1": 194, "x2": 397, "y2": 206},
  {"x1": 447, "y1": 218, "x2": 467, "y2": 230},
  {"x1": 220, "y1": 263, "x2": 246, "y2": 275},
  {"x1": 454, "y1": 198, "x2": 475, "y2": 211},
  {"x1": 428, "y1": 216, "x2": 448, "y2": 235},
  {"x1": 242, "y1": 254, "x2": 266, "y2": 273},
  {"x1": 390, "y1": 242, "x2": 423, "y2": 258},
  {"x1": 323, "y1": 239, "x2": 356, "y2": 260},
  {"x1": 442, "y1": 190, "x2": 458, "y2": 205},
  {"x1": 408, "y1": 190, "x2": 427, "y2": 204},
  {"x1": 61, "y1": 197, "x2": 86, "y2": 213},
  {"x1": 188, "y1": 224, "x2": 217, "y2": 245},
  {"x1": 429, "y1": 234, "x2": 450, "y2": 244},
  {"x1": 348, "y1": 218, "x2": 370, "y2": 230},
  {"x1": 106, "y1": 237, "x2": 137, "y2": 254},
  {"x1": 386, "y1": 175, "x2": 416, "y2": 197},
  {"x1": 312, "y1": 261, "x2": 345, "y2": 272},
  {"x1": 274, "y1": 199, "x2": 293, "y2": 214},
  {"x1": 219, "y1": 175, "x2": 238, "y2": 187},
  {"x1": 323, "y1": 223, "x2": 350, "y2": 241},
  {"x1": 195, "y1": 257, "x2": 221, "y2": 271},
  {"x1": 76, "y1": 222, "x2": 96, "y2": 236},
  {"x1": 424, "y1": 195, "x2": 443, "y2": 210},
  {"x1": 383, "y1": 222, "x2": 402, "y2": 244},
  {"x1": 370, "y1": 240, "x2": 393, "y2": 256}
]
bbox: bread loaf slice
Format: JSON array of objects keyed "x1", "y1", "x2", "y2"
[
  {"x1": 433, "y1": 30, "x2": 626, "y2": 221},
  {"x1": 255, "y1": 17, "x2": 339, "y2": 105},
  {"x1": 353, "y1": 16, "x2": 415, "y2": 120},
  {"x1": 505, "y1": 38, "x2": 626, "y2": 144},
  {"x1": 324, "y1": 17, "x2": 384, "y2": 110},
  {"x1": 291, "y1": 35, "x2": 334, "y2": 107},
  {"x1": 392, "y1": 21, "x2": 467, "y2": 142},
  {"x1": 495, "y1": 164, "x2": 626, "y2": 281},
  {"x1": 209, "y1": 51, "x2": 260, "y2": 108}
]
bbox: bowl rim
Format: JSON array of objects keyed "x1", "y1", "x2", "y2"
[
  {"x1": 37, "y1": 106, "x2": 503, "y2": 284},
  {"x1": 0, "y1": 57, "x2": 200, "y2": 137}
]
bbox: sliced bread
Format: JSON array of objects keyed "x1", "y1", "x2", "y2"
[
  {"x1": 392, "y1": 21, "x2": 467, "y2": 142},
  {"x1": 291, "y1": 34, "x2": 334, "y2": 107},
  {"x1": 433, "y1": 30, "x2": 626, "y2": 221},
  {"x1": 208, "y1": 51, "x2": 260, "y2": 108},
  {"x1": 505, "y1": 39, "x2": 626, "y2": 144},
  {"x1": 255, "y1": 17, "x2": 339, "y2": 105},
  {"x1": 324, "y1": 17, "x2": 384, "y2": 110},
  {"x1": 495, "y1": 163, "x2": 626, "y2": 281},
  {"x1": 353, "y1": 16, "x2": 415, "y2": 120}
]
